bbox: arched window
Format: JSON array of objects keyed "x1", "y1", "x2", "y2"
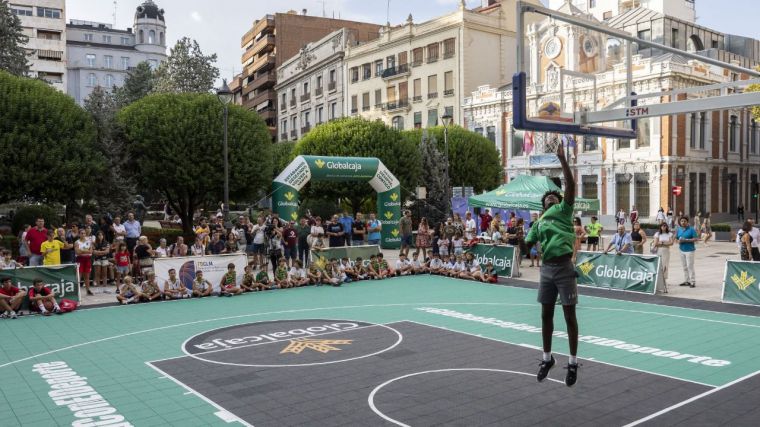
[
  {"x1": 139, "y1": 30, "x2": 144, "y2": 43},
  {"x1": 159, "y1": 32, "x2": 164, "y2": 45},
  {"x1": 686, "y1": 35, "x2": 704, "y2": 52},
  {"x1": 88, "y1": 73, "x2": 97, "y2": 87},
  {"x1": 148, "y1": 30, "x2": 155, "y2": 44},
  {"x1": 105, "y1": 74, "x2": 114, "y2": 87},
  {"x1": 392, "y1": 115, "x2": 404, "y2": 130}
]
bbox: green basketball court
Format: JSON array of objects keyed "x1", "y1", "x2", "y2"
[{"x1": 2, "y1": 276, "x2": 759, "y2": 426}]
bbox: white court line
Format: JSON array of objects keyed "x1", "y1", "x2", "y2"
[
  {"x1": 1, "y1": 301, "x2": 757, "y2": 371},
  {"x1": 145, "y1": 361, "x2": 253, "y2": 427},
  {"x1": 622, "y1": 368, "x2": 760, "y2": 426},
  {"x1": 367, "y1": 368, "x2": 564, "y2": 427},
  {"x1": 403, "y1": 320, "x2": 717, "y2": 389}
]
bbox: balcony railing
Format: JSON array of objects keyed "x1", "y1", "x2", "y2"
[
  {"x1": 444, "y1": 50, "x2": 455, "y2": 59},
  {"x1": 351, "y1": 108, "x2": 358, "y2": 115},
  {"x1": 411, "y1": 59, "x2": 422, "y2": 67},
  {"x1": 280, "y1": 102, "x2": 287, "y2": 112},
  {"x1": 290, "y1": 130, "x2": 297, "y2": 138},
  {"x1": 315, "y1": 87, "x2": 323, "y2": 97},
  {"x1": 375, "y1": 103, "x2": 383, "y2": 109},
  {"x1": 412, "y1": 95, "x2": 422, "y2": 102},
  {"x1": 381, "y1": 63, "x2": 410, "y2": 80},
  {"x1": 428, "y1": 92, "x2": 438, "y2": 99},
  {"x1": 351, "y1": 76, "x2": 359, "y2": 83},
  {"x1": 280, "y1": 133, "x2": 288, "y2": 141},
  {"x1": 444, "y1": 89, "x2": 454, "y2": 96},
  {"x1": 301, "y1": 125, "x2": 311, "y2": 134},
  {"x1": 289, "y1": 98, "x2": 296, "y2": 107},
  {"x1": 426, "y1": 56, "x2": 438, "y2": 64},
  {"x1": 382, "y1": 98, "x2": 410, "y2": 112},
  {"x1": 328, "y1": 81, "x2": 336, "y2": 91},
  {"x1": 300, "y1": 93, "x2": 310, "y2": 102},
  {"x1": 362, "y1": 105, "x2": 370, "y2": 112}
]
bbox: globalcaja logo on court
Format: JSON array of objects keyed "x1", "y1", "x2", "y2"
[
  {"x1": 280, "y1": 338, "x2": 353, "y2": 354},
  {"x1": 190, "y1": 322, "x2": 360, "y2": 351},
  {"x1": 578, "y1": 261, "x2": 594, "y2": 276},
  {"x1": 731, "y1": 270, "x2": 756, "y2": 291}
]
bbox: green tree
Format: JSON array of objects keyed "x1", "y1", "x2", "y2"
[
  {"x1": 293, "y1": 118, "x2": 421, "y2": 213},
  {"x1": 271, "y1": 141, "x2": 296, "y2": 179},
  {"x1": 113, "y1": 61, "x2": 155, "y2": 106},
  {"x1": 402, "y1": 126, "x2": 502, "y2": 193},
  {"x1": 0, "y1": 71, "x2": 106, "y2": 204},
  {"x1": 153, "y1": 37, "x2": 219, "y2": 94},
  {"x1": 0, "y1": 0, "x2": 30, "y2": 76},
  {"x1": 83, "y1": 86, "x2": 135, "y2": 212},
  {"x1": 118, "y1": 93, "x2": 273, "y2": 233}
]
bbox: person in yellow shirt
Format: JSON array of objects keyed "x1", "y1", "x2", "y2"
[{"x1": 40, "y1": 231, "x2": 72, "y2": 266}]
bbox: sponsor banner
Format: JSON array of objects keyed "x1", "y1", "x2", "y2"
[
  {"x1": 3, "y1": 264, "x2": 79, "y2": 310},
  {"x1": 368, "y1": 160, "x2": 400, "y2": 193},
  {"x1": 303, "y1": 155, "x2": 379, "y2": 181},
  {"x1": 722, "y1": 260, "x2": 760, "y2": 306},
  {"x1": 529, "y1": 154, "x2": 560, "y2": 167},
  {"x1": 153, "y1": 254, "x2": 248, "y2": 293},
  {"x1": 273, "y1": 155, "x2": 311, "y2": 190},
  {"x1": 271, "y1": 182, "x2": 300, "y2": 222},
  {"x1": 311, "y1": 245, "x2": 381, "y2": 268},
  {"x1": 465, "y1": 244, "x2": 516, "y2": 278},
  {"x1": 377, "y1": 187, "x2": 401, "y2": 249},
  {"x1": 575, "y1": 251, "x2": 659, "y2": 294}
]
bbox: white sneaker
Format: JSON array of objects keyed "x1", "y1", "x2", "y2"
[
  {"x1": 10, "y1": 311, "x2": 18, "y2": 319},
  {"x1": 0, "y1": 311, "x2": 8, "y2": 319}
]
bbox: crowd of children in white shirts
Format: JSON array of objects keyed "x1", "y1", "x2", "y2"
[{"x1": 114, "y1": 251, "x2": 499, "y2": 305}]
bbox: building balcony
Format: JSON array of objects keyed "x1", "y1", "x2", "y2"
[
  {"x1": 375, "y1": 103, "x2": 383, "y2": 110},
  {"x1": 351, "y1": 108, "x2": 358, "y2": 115},
  {"x1": 257, "y1": 108, "x2": 276, "y2": 121},
  {"x1": 315, "y1": 87, "x2": 323, "y2": 97},
  {"x1": 280, "y1": 133, "x2": 288, "y2": 141},
  {"x1": 381, "y1": 64, "x2": 410, "y2": 81},
  {"x1": 350, "y1": 76, "x2": 359, "y2": 84},
  {"x1": 290, "y1": 130, "x2": 297, "y2": 138},
  {"x1": 412, "y1": 95, "x2": 422, "y2": 102},
  {"x1": 362, "y1": 105, "x2": 370, "y2": 112},
  {"x1": 428, "y1": 92, "x2": 438, "y2": 99},
  {"x1": 250, "y1": 53, "x2": 275, "y2": 74},
  {"x1": 289, "y1": 98, "x2": 296, "y2": 107},
  {"x1": 249, "y1": 89, "x2": 276, "y2": 108},
  {"x1": 301, "y1": 125, "x2": 311, "y2": 134},
  {"x1": 241, "y1": 14, "x2": 274, "y2": 48},
  {"x1": 426, "y1": 56, "x2": 439, "y2": 64},
  {"x1": 300, "y1": 93, "x2": 310, "y2": 102},
  {"x1": 243, "y1": 34, "x2": 275, "y2": 65},
  {"x1": 280, "y1": 102, "x2": 287, "y2": 112},
  {"x1": 249, "y1": 72, "x2": 276, "y2": 92},
  {"x1": 382, "y1": 99, "x2": 410, "y2": 112},
  {"x1": 411, "y1": 60, "x2": 422, "y2": 67},
  {"x1": 444, "y1": 50, "x2": 455, "y2": 59},
  {"x1": 328, "y1": 81, "x2": 337, "y2": 92},
  {"x1": 444, "y1": 89, "x2": 454, "y2": 97}
]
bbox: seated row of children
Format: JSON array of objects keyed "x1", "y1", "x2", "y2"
[{"x1": 115, "y1": 251, "x2": 499, "y2": 304}]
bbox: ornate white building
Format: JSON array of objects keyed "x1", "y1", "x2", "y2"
[{"x1": 463, "y1": 2, "x2": 760, "y2": 221}]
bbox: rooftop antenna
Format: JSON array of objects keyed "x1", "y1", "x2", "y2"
[
  {"x1": 318, "y1": 0, "x2": 326, "y2": 17},
  {"x1": 112, "y1": 0, "x2": 117, "y2": 26},
  {"x1": 386, "y1": 0, "x2": 390, "y2": 25}
]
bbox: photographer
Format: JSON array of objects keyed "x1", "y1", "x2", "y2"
[{"x1": 267, "y1": 226, "x2": 284, "y2": 273}]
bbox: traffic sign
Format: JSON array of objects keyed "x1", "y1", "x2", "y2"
[{"x1": 672, "y1": 186, "x2": 682, "y2": 196}]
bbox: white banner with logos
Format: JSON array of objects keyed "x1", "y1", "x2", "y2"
[{"x1": 153, "y1": 254, "x2": 248, "y2": 293}]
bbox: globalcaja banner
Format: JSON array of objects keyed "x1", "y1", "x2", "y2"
[
  {"x1": 575, "y1": 251, "x2": 659, "y2": 294},
  {"x1": 722, "y1": 260, "x2": 760, "y2": 306},
  {"x1": 153, "y1": 254, "x2": 248, "y2": 294},
  {"x1": 465, "y1": 244, "x2": 516, "y2": 278},
  {"x1": 310, "y1": 245, "x2": 381, "y2": 265},
  {"x1": 3, "y1": 264, "x2": 80, "y2": 310}
]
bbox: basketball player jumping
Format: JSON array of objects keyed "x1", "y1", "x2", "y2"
[{"x1": 525, "y1": 141, "x2": 579, "y2": 387}]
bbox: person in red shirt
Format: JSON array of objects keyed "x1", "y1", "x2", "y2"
[
  {"x1": 113, "y1": 242, "x2": 131, "y2": 288},
  {"x1": 0, "y1": 277, "x2": 27, "y2": 318},
  {"x1": 28, "y1": 279, "x2": 62, "y2": 316},
  {"x1": 26, "y1": 217, "x2": 48, "y2": 266},
  {"x1": 282, "y1": 221, "x2": 298, "y2": 267},
  {"x1": 479, "y1": 209, "x2": 493, "y2": 233}
]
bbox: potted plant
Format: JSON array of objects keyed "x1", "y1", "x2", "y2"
[{"x1": 710, "y1": 223, "x2": 732, "y2": 241}]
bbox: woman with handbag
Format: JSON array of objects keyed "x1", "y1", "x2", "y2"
[{"x1": 652, "y1": 223, "x2": 674, "y2": 292}]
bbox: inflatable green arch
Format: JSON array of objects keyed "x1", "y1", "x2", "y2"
[{"x1": 272, "y1": 156, "x2": 402, "y2": 249}]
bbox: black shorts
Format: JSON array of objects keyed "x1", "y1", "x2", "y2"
[
  {"x1": 587, "y1": 236, "x2": 599, "y2": 245},
  {"x1": 538, "y1": 258, "x2": 578, "y2": 305},
  {"x1": 402, "y1": 235, "x2": 413, "y2": 246},
  {"x1": 285, "y1": 246, "x2": 297, "y2": 260}
]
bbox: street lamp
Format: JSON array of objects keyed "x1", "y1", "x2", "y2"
[
  {"x1": 441, "y1": 113, "x2": 453, "y2": 215},
  {"x1": 216, "y1": 79, "x2": 233, "y2": 229}
]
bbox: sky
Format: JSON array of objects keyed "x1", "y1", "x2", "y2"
[{"x1": 64, "y1": 0, "x2": 760, "y2": 86}]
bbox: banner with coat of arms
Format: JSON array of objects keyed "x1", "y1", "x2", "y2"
[{"x1": 722, "y1": 260, "x2": 760, "y2": 306}]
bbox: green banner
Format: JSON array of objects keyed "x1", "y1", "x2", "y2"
[
  {"x1": 575, "y1": 251, "x2": 659, "y2": 294},
  {"x1": 310, "y1": 245, "x2": 382, "y2": 268},
  {"x1": 465, "y1": 244, "x2": 516, "y2": 278},
  {"x1": 272, "y1": 155, "x2": 401, "y2": 249},
  {"x1": 722, "y1": 260, "x2": 760, "y2": 306},
  {"x1": 3, "y1": 264, "x2": 80, "y2": 310}
]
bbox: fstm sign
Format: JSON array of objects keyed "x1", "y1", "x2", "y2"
[
  {"x1": 672, "y1": 186, "x2": 683, "y2": 196},
  {"x1": 625, "y1": 106, "x2": 649, "y2": 117}
]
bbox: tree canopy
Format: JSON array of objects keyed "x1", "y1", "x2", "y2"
[
  {"x1": 0, "y1": 71, "x2": 105, "y2": 204},
  {"x1": 0, "y1": 0, "x2": 30, "y2": 76},
  {"x1": 118, "y1": 93, "x2": 273, "y2": 232},
  {"x1": 113, "y1": 61, "x2": 155, "y2": 107},
  {"x1": 412, "y1": 130, "x2": 450, "y2": 226},
  {"x1": 153, "y1": 37, "x2": 219, "y2": 94},
  {"x1": 402, "y1": 126, "x2": 503, "y2": 194},
  {"x1": 293, "y1": 118, "x2": 421, "y2": 213}
]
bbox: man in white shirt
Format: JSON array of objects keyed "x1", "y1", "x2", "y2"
[
  {"x1": 464, "y1": 212, "x2": 477, "y2": 241},
  {"x1": 395, "y1": 254, "x2": 413, "y2": 276},
  {"x1": 749, "y1": 219, "x2": 760, "y2": 261},
  {"x1": 163, "y1": 269, "x2": 188, "y2": 299}
]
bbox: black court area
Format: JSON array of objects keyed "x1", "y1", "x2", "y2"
[{"x1": 148, "y1": 319, "x2": 712, "y2": 426}]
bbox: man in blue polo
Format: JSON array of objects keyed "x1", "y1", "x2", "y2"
[
  {"x1": 676, "y1": 216, "x2": 698, "y2": 287},
  {"x1": 367, "y1": 213, "x2": 382, "y2": 246},
  {"x1": 124, "y1": 212, "x2": 141, "y2": 255},
  {"x1": 339, "y1": 212, "x2": 354, "y2": 246},
  {"x1": 604, "y1": 225, "x2": 633, "y2": 255}
]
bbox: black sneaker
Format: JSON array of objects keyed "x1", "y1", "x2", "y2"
[
  {"x1": 565, "y1": 363, "x2": 579, "y2": 387},
  {"x1": 690, "y1": 283, "x2": 696, "y2": 288},
  {"x1": 537, "y1": 356, "x2": 555, "y2": 382},
  {"x1": 678, "y1": 282, "x2": 690, "y2": 287}
]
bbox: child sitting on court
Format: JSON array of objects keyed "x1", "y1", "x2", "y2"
[
  {"x1": 445, "y1": 255, "x2": 459, "y2": 277},
  {"x1": 483, "y1": 261, "x2": 498, "y2": 283},
  {"x1": 428, "y1": 253, "x2": 443, "y2": 274},
  {"x1": 465, "y1": 253, "x2": 485, "y2": 282},
  {"x1": 192, "y1": 270, "x2": 213, "y2": 297},
  {"x1": 411, "y1": 252, "x2": 427, "y2": 274},
  {"x1": 117, "y1": 276, "x2": 142, "y2": 305},
  {"x1": 274, "y1": 257, "x2": 291, "y2": 289},
  {"x1": 254, "y1": 268, "x2": 271, "y2": 291},
  {"x1": 28, "y1": 279, "x2": 61, "y2": 315},
  {"x1": 457, "y1": 255, "x2": 472, "y2": 280},
  {"x1": 340, "y1": 257, "x2": 358, "y2": 281},
  {"x1": 163, "y1": 268, "x2": 188, "y2": 299},
  {"x1": 377, "y1": 253, "x2": 394, "y2": 277},
  {"x1": 354, "y1": 257, "x2": 369, "y2": 280},
  {"x1": 395, "y1": 253, "x2": 413, "y2": 276},
  {"x1": 240, "y1": 265, "x2": 256, "y2": 292},
  {"x1": 307, "y1": 262, "x2": 323, "y2": 285},
  {"x1": 289, "y1": 260, "x2": 309, "y2": 287},
  {"x1": 140, "y1": 272, "x2": 163, "y2": 301},
  {"x1": 368, "y1": 254, "x2": 383, "y2": 280},
  {"x1": 324, "y1": 259, "x2": 345, "y2": 286},
  {"x1": 219, "y1": 263, "x2": 243, "y2": 296}
]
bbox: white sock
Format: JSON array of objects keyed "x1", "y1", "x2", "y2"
[
  {"x1": 54, "y1": 303, "x2": 60, "y2": 310},
  {"x1": 569, "y1": 355, "x2": 578, "y2": 365},
  {"x1": 543, "y1": 352, "x2": 552, "y2": 362}
]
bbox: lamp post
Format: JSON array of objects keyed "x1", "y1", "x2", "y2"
[
  {"x1": 441, "y1": 113, "x2": 453, "y2": 215},
  {"x1": 216, "y1": 79, "x2": 233, "y2": 229}
]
